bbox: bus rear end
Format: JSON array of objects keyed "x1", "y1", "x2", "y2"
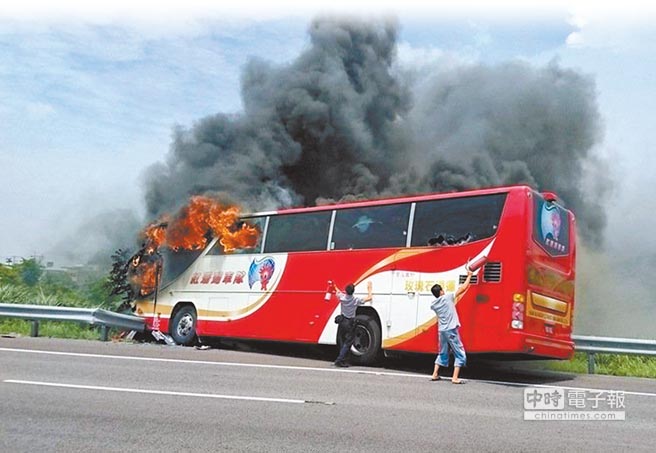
[
  {"x1": 520, "y1": 190, "x2": 576, "y2": 358},
  {"x1": 466, "y1": 188, "x2": 575, "y2": 359}
]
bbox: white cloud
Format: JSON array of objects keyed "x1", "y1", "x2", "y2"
[
  {"x1": 562, "y1": 2, "x2": 656, "y2": 51},
  {"x1": 565, "y1": 31, "x2": 584, "y2": 48}
]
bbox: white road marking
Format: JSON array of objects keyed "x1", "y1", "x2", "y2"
[
  {"x1": 1, "y1": 346, "x2": 655, "y2": 398},
  {"x1": 476, "y1": 379, "x2": 656, "y2": 398},
  {"x1": 2, "y1": 379, "x2": 330, "y2": 404}
]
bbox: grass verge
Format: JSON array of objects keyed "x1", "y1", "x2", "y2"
[
  {"x1": 0, "y1": 319, "x2": 107, "y2": 341},
  {"x1": 546, "y1": 352, "x2": 656, "y2": 379}
]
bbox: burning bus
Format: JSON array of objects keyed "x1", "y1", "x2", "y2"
[{"x1": 132, "y1": 185, "x2": 576, "y2": 365}]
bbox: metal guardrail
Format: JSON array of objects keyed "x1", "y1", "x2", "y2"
[
  {"x1": 0, "y1": 303, "x2": 145, "y2": 341},
  {"x1": 573, "y1": 334, "x2": 656, "y2": 374},
  {"x1": 1, "y1": 304, "x2": 653, "y2": 372}
]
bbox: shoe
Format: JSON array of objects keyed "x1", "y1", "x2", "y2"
[
  {"x1": 452, "y1": 379, "x2": 466, "y2": 384},
  {"x1": 430, "y1": 376, "x2": 441, "y2": 381},
  {"x1": 334, "y1": 361, "x2": 349, "y2": 368}
]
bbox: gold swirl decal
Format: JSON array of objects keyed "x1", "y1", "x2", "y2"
[
  {"x1": 197, "y1": 292, "x2": 272, "y2": 319},
  {"x1": 135, "y1": 291, "x2": 273, "y2": 320},
  {"x1": 134, "y1": 300, "x2": 172, "y2": 317},
  {"x1": 353, "y1": 248, "x2": 437, "y2": 286},
  {"x1": 382, "y1": 318, "x2": 436, "y2": 348}
]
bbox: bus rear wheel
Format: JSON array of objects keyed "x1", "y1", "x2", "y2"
[
  {"x1": 346, "y1": 314, "x2": 382, "y2": 366},
  {"x1": 169, "y1": 305, "x2": 197, "y2": 346}
]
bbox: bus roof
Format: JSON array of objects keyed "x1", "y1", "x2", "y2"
[{"x1": 244, "y1": 184, "x2": 547, "y2": 217}]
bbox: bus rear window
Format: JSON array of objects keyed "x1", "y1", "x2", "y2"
[
  {"x1": 411, "y1": 193, "x2": 507, "y2": 247},
  {"x1": 533, "y1": 195, "x2": 570, "y2": 256},
  {"x1": 264, "y1": 211, "x2": 332, "y2": 253}
]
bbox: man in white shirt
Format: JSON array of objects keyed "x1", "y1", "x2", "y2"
[{"x1": 429, "y1": 269, "x2": 473, "y2": 383}]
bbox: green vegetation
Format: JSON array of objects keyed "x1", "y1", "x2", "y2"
[
  {"x1": 0, "y1": 258, "x2": 126, "y2": 309},
  {"x1": 0, "y1": 258, "x2": 129, "y2": 339},
  {"x1": 546, "y1": 352, "x2": 656, "y2": 379},
  {"x1": 0, "y1": 318, "x2": 102, "y2": 340}
]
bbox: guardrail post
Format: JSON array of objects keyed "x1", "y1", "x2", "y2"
[
  {"x1": 30, "y1": 320, "x2": 39, "y2": 337},
  {"x1": 100, "y1": 325, "x2": 109, "y2": 342},
  {"x1": 587, "y1": 352, "x2": 596, "y2": 374}
]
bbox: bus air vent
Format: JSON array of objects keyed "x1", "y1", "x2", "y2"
[
  {"x1": 483, "y1": 262, "x2": 502, "y2": 282},
  {"x1": 459, "y1": 274, "x2": 478, "y2": 284}
]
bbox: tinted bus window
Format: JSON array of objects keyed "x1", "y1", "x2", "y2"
[
  {"x1": 533, "y1": 195, "x2": 570, "y2": 256},
  {"x1": 160, "y1": 249, "x2": 203, "y2": 286},
  {"x1": 264, "y1": 211, "x2": 332, "y2": 253},
  {"x1": 332, "y1": 204, "x2": 410, "y2": 250},
  {"x1": 207, "y1": 216, "x2": 266, "y2": 255},
  {"x1": 411, "y1": 194, "x2": 507, "y2": 247}
]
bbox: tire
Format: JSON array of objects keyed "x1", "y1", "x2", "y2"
[
  {"x1": 342, "y1": 314, "x2": 382, "y2": 366},
  {"x1": 169, "y1": 305, "x2": 197, "y2": 346}
]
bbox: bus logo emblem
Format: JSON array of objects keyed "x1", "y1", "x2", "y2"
[{"x1": 248, "y1": 257, "x2": 276, "y2": 290}]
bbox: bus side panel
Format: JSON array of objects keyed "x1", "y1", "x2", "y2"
[
  {"x1": 367, "y1": 241, "x2": 495, "y2": 354},
  {"x1": 191, "y1": 249, "x2": 395, "y2": 342},
  {"x1": 462, "y1": 189, "x2": 528, "y2": 354},
  {"x1": 189, "y1": 242, "x2": 493, "y2": 347}
]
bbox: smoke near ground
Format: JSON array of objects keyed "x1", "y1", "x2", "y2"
[
  {"x1": 144, "y1": 17, "x2": 608, "y2": 246},
  {"x1": 48, "y1": 208, "x2": 142, "y2": 268},
  {"x1": 575, "y1": 245, "x2": 655, "y2": 339}
]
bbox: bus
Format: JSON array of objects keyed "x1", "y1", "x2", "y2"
[{"x1": 133, "y1": 185, "x2": 576, "y2": 364}]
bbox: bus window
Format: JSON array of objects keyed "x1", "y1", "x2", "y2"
[
  {"x1": 264, "y1": 211, "x2": 332, "y2": 253},
  {"x1": 207, "y1": 216, "x2": 266, "y2": 255},
  {"x1": 332, "y1": 203, "x2": 410, "y2": 250},
  {"x1": 411, "y1": 193, "x2": 507, "y2": 247}
]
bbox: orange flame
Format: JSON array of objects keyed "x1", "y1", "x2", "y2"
[
  {"x1": 131, "y1": 196, "x2": 260, "y2": 298},
  {"x1": 144, "y1": 220, "x2": 167, "y2": 250},
  {"x1": 142, "y1": 196, "x2": 260, "y2": 252}
]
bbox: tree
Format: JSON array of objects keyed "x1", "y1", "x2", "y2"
[
  {"x1": 108, "y1": 249, "x2": 134, "y2": 312},
  {"x1": 19, "y1": 259, "x2": 43, "y2": 287}
]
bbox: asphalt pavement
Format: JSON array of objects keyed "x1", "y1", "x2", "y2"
[{"x1": 1, "y1": 336, "x2": 654, "y2": 452}]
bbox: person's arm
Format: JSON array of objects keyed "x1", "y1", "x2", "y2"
[
  {"x1": 362, "y1": 281, "x2": 374, "y2": 303},
  {"x1": 454, "y1": 270, "x2": 473, "y2": 305}
]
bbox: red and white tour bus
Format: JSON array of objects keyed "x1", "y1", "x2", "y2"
[{"x1": 133, "y1": 185, "x2": 576, "y2": 364}]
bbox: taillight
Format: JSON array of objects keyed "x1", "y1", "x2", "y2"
[{"x1": 511, "y1": 293, "x2": 525, "y2": 329}]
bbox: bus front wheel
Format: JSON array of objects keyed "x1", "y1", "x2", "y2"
[
  {"x1": 347, "y1": 314, "x2": 382, "y2": 366},
  {"x1": 169, "y1": 305, "x2": 197, "y2": 346}
]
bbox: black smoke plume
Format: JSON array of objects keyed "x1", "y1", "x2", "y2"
[{"x1": 144, "y1": 16, "x2": 608, "y2": 246}]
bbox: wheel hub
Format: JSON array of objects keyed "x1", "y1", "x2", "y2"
[
  {"x1": 351, "y1": 325, "x2": 372, "y2": 356},
  {"x1": 177, "y1": 313, "x2": 194, "y2": 337}
]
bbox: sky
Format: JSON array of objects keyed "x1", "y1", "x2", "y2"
[{"x1": 1, "y1": 1, "x2": 655, "y2": 335}]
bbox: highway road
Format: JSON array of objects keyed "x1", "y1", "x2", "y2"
[{"x1": 1, "y1": 336, "x2": 654, "y2": 452}]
